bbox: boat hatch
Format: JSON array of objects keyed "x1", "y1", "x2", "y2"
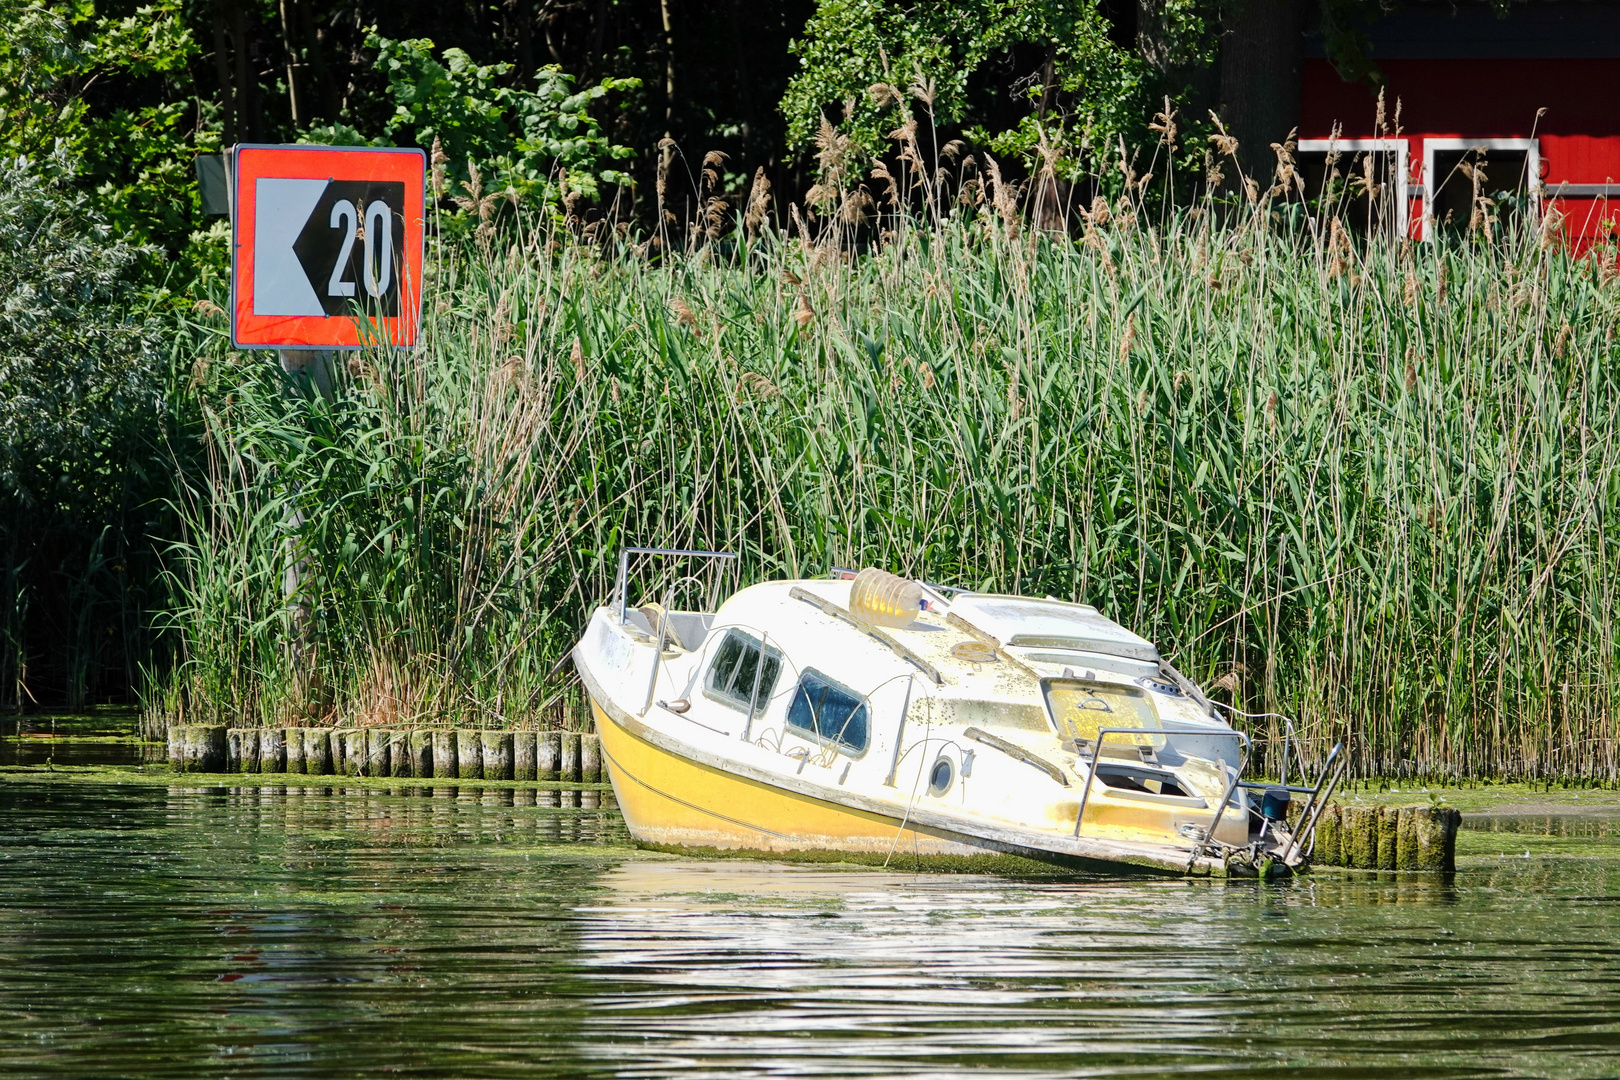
[
  {"x1": 949, "y1": 595, "x2": 1162, "y2": 663},
  {"x1": 1041, "y1": 678, "x2": 1164, "y2": 748}
]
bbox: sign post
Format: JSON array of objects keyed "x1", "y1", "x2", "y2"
[{"x1": 230, "y1": 144, "x2": 427, "y2": 350}]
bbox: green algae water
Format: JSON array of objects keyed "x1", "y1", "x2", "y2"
[{"x1": 3, "y1": 772, "x2": 1620, "y2": 1077}]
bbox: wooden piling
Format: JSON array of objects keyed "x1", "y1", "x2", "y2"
[
  {"x1": 580, "y1": 733, "x2": 601, "y2": 783},
  {"x1": 1376, "y1": 807, "x2": 1398, "y2": 870},
  {"x1": 483, "y1": 731, "x2": 514, "y2": 781},
  {"x1": 305, "y1": 728, "x2": 333, "y2": 775},
  {"x1": 226, "y1": 729, "x2": 242, "y2": 773},
  {"x1": 366, "y1": 729, "x2": 390, "y2": 777},
  {"x1": 432, "y1": 731, "x2": 457, "y2": 778},
  {"x1": 1314, "y1": 802, "x2": 1461, "y2": 872},
  {"x1": 457, "y1": 730, "x2": 483, "y2": 780},
  {"x1": 1411, "y1": 806, "x2": 1460, "y2": 873},
  {"x1": 514, "y1": 732, "x2": 537, "y2": 782},
  {"x1": 342, "y1": 730, "x2": 366, "y2": 776},
  {"x1": 285, "y1": 728, "x2": 306, "y2": 774},
  {"x1": 561, "y1": 732, "x2": 581, "y2": 783},
  {"x1": 409, "y1": 731, "x2": 433, "y2": 778},
  {"x1": 1343, "y1": 806, "x2": 1377, "y2": 868},
  {"x1": 259, "y1": 728, "x2": 286, "y2": 774},
  {"x1": 240, "y1": 728, "x2": 260, "y2": 773},
  {"x1": 389, "y1": 731, "x2": 410, "y2": 777},
  {"x1": 328, "y1": 729, "x2": 345, "y2": 775},
  {"x1": 1396, "y1": 806, "x2": 1418, "y2": 868},
  {"x1": 169, "y1": 724, "x2": 227, "y2": 773},
  {"x1": 1313, "y1": 803, "x2": 1342, "y2": 866},
  {"x1": 537, "y1": 731, "x2": 560, "y2": 781}
]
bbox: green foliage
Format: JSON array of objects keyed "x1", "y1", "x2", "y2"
[
  {"x1": 0, "y1": 147, "x2": 162, "y2": 514},
  {"x1": 353, "y1": 32, "x2": 639, "y2": 206},
  {"x1": 781, "y1": 0, "x2": 1181, "y2": 175},
  {"x1": 0, "y1": 0, "x2": 209, "y2": 265},
  {"x1": 0, "y1": 147, "x2": 168, "y2": 708}
]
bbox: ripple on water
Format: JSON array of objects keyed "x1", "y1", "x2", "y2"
[{"x1": 1, "y1": 782, "x2": 1618, "y2": 1078}]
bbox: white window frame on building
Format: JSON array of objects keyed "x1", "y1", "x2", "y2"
[
  {"x1": 1420, "y1": 137, "x2": 1542, "y2": 241},
  {"x1": 1295, "y1": 137, "x2": 1411, "y2": 238}
]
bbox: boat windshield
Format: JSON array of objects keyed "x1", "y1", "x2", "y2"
[{"x1": 1042, "y1": 678, "x2": 1164, "y2": 748}]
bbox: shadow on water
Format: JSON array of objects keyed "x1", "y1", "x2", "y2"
[{"x1": 1, "y1": 780, "x2": 1618, "y2": 1077}]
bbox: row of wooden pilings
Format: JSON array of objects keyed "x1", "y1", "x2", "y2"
[
  {"x1": 167, "y1": 725, "x2": 604, "y2": 783},
  {"x1": 1312, "y1": 803, "x2": 1461, "y2": 872}
]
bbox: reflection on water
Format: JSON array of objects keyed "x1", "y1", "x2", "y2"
[
  {"x1": 0, "y1": 711, "x2": 156, "y2": 768},
  {"x1": 1, "y1": 782, "x2": 1619, "y2": 1078}
]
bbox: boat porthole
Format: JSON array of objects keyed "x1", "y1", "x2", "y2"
[{"x1": 927, "y1": 755, "x2": 954, "y2": 797}]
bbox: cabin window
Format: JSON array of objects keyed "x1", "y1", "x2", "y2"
[
  {"x1": 786, "y1": 670, "x2": 869, "y2": 754},
  {"x1": 704, "y1": 630, "x2": 781, "y2": 712}
]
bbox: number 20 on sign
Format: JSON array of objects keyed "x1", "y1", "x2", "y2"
[{"x1": 231, "y1": 144, "x2": 427, "y2": 350}]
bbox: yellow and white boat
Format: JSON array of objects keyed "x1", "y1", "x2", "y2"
[{"x1": 572, "y1": 550, "x2": 1332, "y2": 877}]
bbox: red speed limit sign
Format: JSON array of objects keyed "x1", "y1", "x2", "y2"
[{"x1": 231, "y1": 144, "x2": 427, "y2": 350}]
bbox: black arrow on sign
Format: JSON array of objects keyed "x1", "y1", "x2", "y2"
[{"x1": 292, "y1": 180, "x2": 407, "y2": 317}]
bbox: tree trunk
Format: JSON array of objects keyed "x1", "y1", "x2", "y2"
[
  {"x1": 295, "y1": 0, "x2": 340, "y2": 122},
  {"x1": 212, "y1": 2, "x2": 237, "y2": 146},
  {"x1": 1216, "y1": 0, "x2": 1306, "y2": 184},
  {"x1": 658, "y1": 0, "x2": 675, "y2": 136},
  {"x1": 278, "y1": 0, "x2": 304, "y2": 130}
]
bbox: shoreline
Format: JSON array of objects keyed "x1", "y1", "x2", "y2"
[{"x1": 0, "y1": 760, "x2": 612, "y2": 794}]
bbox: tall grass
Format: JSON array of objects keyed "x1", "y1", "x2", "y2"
[{"x1": 155, "y1": 162, "x2": 1620, "y2": 782}]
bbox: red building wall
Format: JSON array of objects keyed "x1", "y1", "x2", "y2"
[{"x1": 1298, "y1": 8, "x2": 1620, "y2": 244}]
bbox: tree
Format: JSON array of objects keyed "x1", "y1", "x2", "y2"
[
  {"x1": 781, "y1": 0, "x2": 1168, "y2": 179},
  {"x1": 0, "y1": 148, "x2": 165, "y2": 707}
]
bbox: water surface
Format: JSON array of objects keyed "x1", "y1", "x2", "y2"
[{"x1": 2, "y1": 779, "x2": 1618, "y2": 1078}]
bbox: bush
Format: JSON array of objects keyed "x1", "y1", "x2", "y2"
[{"x1": 0, "y1": 148, "x2": 166, "y2": 707}]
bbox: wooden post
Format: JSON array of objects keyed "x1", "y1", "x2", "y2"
[
  {"x1": 1411, "y1": 806, "x2": 1460, "y2": 872},
  {"x1": 1314, "y1": 803, "x2": 1341, "y2": 866},
  {"x1": 305, "y1": 728, "x2": 332, "y2": 775},
  {"x1": 342, "y1": 730, "x2": 365, "y2": 776},
  {"x1": 409, "y1": 730, "x2": 433, "y2": 778},
  {"x1": 226, "y1": 729, "x2": 243, "y2": 773},
  {"x1": 561, "y1": 732, "x2": 581, "y2": 783},
  {"x1": 1396, "y1": 806, "x2": 1418, "y2": 869},
  {"x1": 1376, "y1": 807, "x2": 1398, "y2": 870},
  {"x1": 366, "y1": 729, "x2": 390, "y2": 777},
  {"x1": 278, "y1": 350, "x2": 332, "y2": 700},
  {"x1": 514, "y1": 731, "x2": 537, "y2": 782},
  {"x1": 1343, "y1": 806, "x2": 1377, "y2": 868},
  {"x1": 260, "y1": 728, "x2": 286, "y2": 774},
  {"x1": 285, "y1": 728, "x2": 306, "y2": 774},
  {"x1": 240, "y1": 728, "x2": 261, "y2": 773},
  {"x1": 170, "y1": 725, "x2": 227, "y2": 773},
  {"x1": 432, "y1": 730, "x2": 457, "y2": 778},
  {"x1": 389, "y1": 731, "x2": 410, "y2": 777},
  {"x1": 537, "y1": 731, "x2": 560, "y2": 781},
  {"x1": 580, "y1": 733, "x2": 601, "y2": 783},
  {"x1": 457, "y1": 730, "x2": 483, "y2": 779},
  {"x1": 482, "y1": 731, "x2": 514, "y2": 781}
]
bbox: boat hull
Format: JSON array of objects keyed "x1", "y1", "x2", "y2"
[{"x1": 591, "y1": 699, "x2": 1202, "y2": 876}]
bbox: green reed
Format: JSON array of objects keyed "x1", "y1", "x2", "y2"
[{"x1": 153, "y1": 188, "x2": 1620, "y2": 781}]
